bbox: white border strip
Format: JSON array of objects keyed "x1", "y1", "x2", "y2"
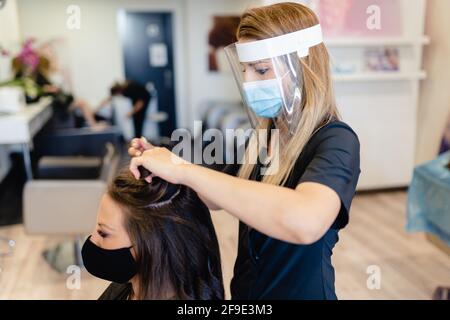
[{"x1": 236, "y1": 24, "x2": 323, "y2": 62}]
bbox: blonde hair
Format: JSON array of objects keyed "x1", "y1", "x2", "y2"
[{"x1": 237, "y1": 2, "x2": 340, "y2": 186}]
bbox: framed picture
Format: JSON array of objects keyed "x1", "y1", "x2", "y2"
[
  {"x1": 208, "y1": 16, "x2": 240, "y2": 73},
  {"x1": 364, "y1": 47, "x2": 400, "y2": 72},
  {"x1": 311, "y1": 0, "x2": 402, "y2": 37}
]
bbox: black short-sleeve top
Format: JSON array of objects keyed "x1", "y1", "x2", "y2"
[{"x1": 227, "y1": 120, "x2": 361, "y2": 300}]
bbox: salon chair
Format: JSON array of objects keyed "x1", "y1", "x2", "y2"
[
  {"x1": 33, "y1": 126, "x2": 121, "y2": 158},
  {"x1": 219, "y1": 111, "x2": 252, "y2": 165},
  {"x1": 34, "y1": 126, "x2": 122, "y2": 180},
  {"x1": 23, "y1": 134, "x2": 121, "y2": 272},
  {"x1": 199, "y1": 102, "x2": 251, "y2": 170},
  {"x1": 102, "y1": 95, "x2": 168, "y2": 145},
  {"x1": 204, "y1": 102, "x2": 242, "y2": 130}
]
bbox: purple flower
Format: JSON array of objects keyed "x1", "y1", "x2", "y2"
[{"x1": 17, "y1": 38, "x2": 40, "y2": 71}]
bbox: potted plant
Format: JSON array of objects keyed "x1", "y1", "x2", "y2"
[{"x1": 0, "y1": 39, "x2": 43, "y2": 103}]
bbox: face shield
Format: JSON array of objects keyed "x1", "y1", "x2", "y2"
[{"x1": 225, "y1": 24, "x2": 323, "y2": 138}]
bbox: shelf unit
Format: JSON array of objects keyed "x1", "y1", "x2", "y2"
[
  {"x1": 318, "y1": 0, "x2": 428, "y2": 190},
  {"x1": 325, "y1": 36, "x2": 430, "y2": 47},
  {"x1": 333, "y1": 71, "x2": 426, "y2": 83},
  {"x1": 269, "y1": 0, "x2": 428, "y2": 190}
]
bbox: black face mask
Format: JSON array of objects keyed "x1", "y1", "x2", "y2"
[{"x1": 81, "y1": 236, "x2": 137, "y2": 284}]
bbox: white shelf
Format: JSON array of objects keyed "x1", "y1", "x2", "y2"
[
  {"x1": 318, "y1": 0, "x2": 428, "y2": 190},
  {"x1": 333, "y1": 71, "x2": 426, "y2": 82},
  {"x1": 325, "y1": 36, "x2": 430, "y2": 47}
]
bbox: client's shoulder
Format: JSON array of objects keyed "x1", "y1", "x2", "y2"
[{"x1": 98, "y1": 282, "x2": 132, "y2": 300}]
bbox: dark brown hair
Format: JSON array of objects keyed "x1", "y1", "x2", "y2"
[
  {"x1": 108, "y1": 168, "x2": 224, "y2": 300},
  {"x1": 110, "y1": 82, "x2": 125, "y2": 96}
]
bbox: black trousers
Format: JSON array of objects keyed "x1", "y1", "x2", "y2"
[{"x1": 132, "y1": 100, "x2": 150, "y2": 137}]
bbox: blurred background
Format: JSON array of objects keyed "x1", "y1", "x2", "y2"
[{"x1": 0, "y1": 0, "x2": 449, "y2": 300}]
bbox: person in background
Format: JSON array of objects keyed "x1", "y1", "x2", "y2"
[
  {"x1": 109, "y1": 81, "x2": 152, "y2": 137},
  {"x1": 82, "y1": 168, "x2": 224, "y2": 300},
  {"x1": 128, "y1": 2, "x2": 361, "y2": 300},
  {"x1": 11, "y1": 39, "x2": 103, "y2": 127}
]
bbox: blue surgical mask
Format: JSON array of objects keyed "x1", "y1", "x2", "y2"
[{"x1": 243, "y1": 79, "x2": 283, "y2": 118}]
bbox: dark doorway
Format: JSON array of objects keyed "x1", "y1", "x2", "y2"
[{"x1": 118, "y1": 11, "x2": 177, "y2": 137}]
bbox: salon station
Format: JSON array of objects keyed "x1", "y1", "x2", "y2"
[{"x1": 0, "y1": 0, "x2": 449, "y2": 300}]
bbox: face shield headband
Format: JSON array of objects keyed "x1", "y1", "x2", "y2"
[
  {"x1": 225, "y1": 24, "x2": 324, "y2": 142},
  {"x1": 235, "y1": 24, "x2": 323, "y2": 63}
]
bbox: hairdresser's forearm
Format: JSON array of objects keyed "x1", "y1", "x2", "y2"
[
  {"x1": 180, "y1": 164, "x2": 319, "y2": 244},
  {"x1": 133, "y1": 100, "x2": 144, "y2": 114},
  {"x1": 198, "y1": 194, "x2": 222, "y2": 211}
]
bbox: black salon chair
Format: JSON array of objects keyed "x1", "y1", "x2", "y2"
[
  {"x1": 23, "y1": 126, "x2": 122, "y2": 272},
  {"x1": 33, "y1": 126, "x2": 122, "y2": 180}
]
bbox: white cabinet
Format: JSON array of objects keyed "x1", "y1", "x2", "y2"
[
  {"x1": 326, "y1": 0, "x2": 427, "y2": 190},
  {"x1": 336, "y1": 81, "x2": 418, "y2": 189},
  {"x1": 265, "y1": 0, "x2": 427, "y2": 190},
  {"x1": 0, "y1": 98, "x2": 53, "y2": 181}
]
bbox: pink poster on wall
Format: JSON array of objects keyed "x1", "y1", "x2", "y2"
[{"x1": 315, "y1": 0, "x2": 402, "y2": 37}]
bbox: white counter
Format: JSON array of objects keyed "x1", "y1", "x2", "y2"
[
  {"x1": 0, "y1": 97, "x2": 53, "y2": 144},
  {"x1": 0, "y1": 98, "x2": 53, "y2": 180}
]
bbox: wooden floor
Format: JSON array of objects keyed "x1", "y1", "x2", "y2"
[{"x1": 0, "y1": 191, "x2": 448, "y2": 300}]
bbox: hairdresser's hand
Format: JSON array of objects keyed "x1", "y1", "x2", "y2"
[
  {"x1": 129, "y1": 147, "x2": 190, "y2": 184},
  {"x1": 128, "y1": 137, "x2": 153, "y2": 157}
]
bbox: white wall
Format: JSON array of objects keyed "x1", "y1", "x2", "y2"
[
  {"x1": 0, "y1": 0, "x2": 20, "y2": 46},
  {"x1": 417, "y1": 0, "x2": 450, "y2": 164},
  {"x1": 16, "y1": 0, "x2": 260, "y2": 131},
  {"x1": 17, "y1": 0, "x2": 188, "y2": 125},
  {"x1": 0, "y1": 0, "x2": 21, "y2": 182},
  {"x1": 0, "y1": 0, "x2": 20, "y2": 81},
  {"x1": 185, "y1": 0, "x2": 259, "y2": 125}
]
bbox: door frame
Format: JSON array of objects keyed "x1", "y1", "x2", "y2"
[{"x1": 117, "y1": 2, "x2": 188, "y2": 131}]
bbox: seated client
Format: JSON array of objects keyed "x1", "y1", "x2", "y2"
[{"x1": 82, "y1": 168, "x2": 224, "y2": 300}]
